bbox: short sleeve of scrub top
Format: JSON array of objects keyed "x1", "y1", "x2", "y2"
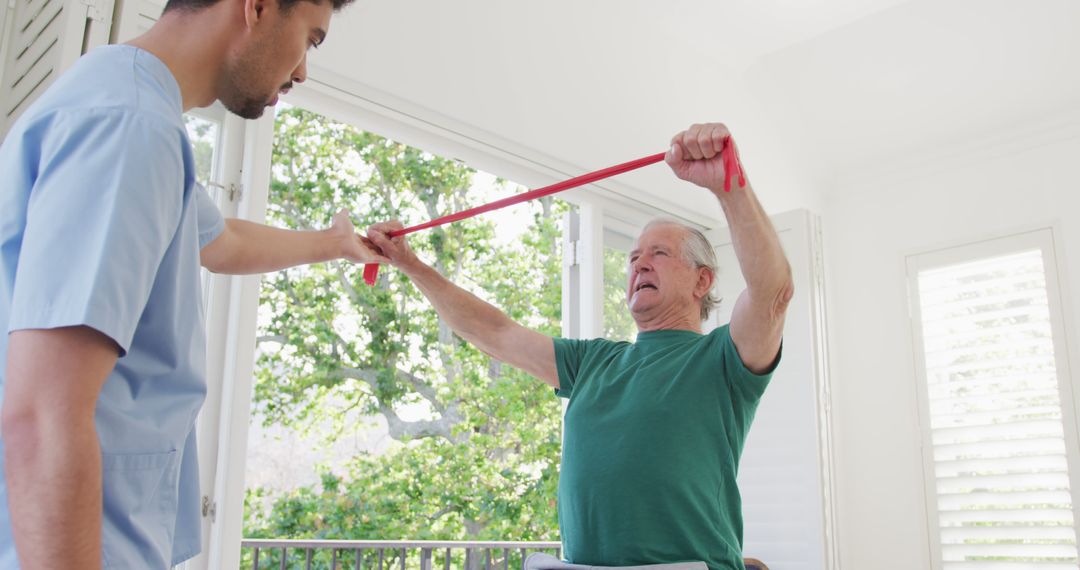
[{"x1": 7, "y1": 109, "x2": 189, "y2": 354}]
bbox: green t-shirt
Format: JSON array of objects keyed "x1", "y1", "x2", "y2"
[{"x1": 553, "y1": 325, "x2": 776, "y2": 570}]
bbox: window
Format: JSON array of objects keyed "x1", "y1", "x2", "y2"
[
  {"x1": 183, "y1": 112, "x2": 223, "y2": 301},
  {"x1": 909, "y1": 229, "x2": 1080, "y2": 569},
  {"x1": 603, "y1": 246, "x2": 637, "y2": 341},
  {"x1": 178, "y1": 109, "x2": 240, "y2": 570},
  {"x1": 240, "y1": 104, "x2": 565, "y2": 563},
  {"x1": 183, "y1": 114, "x2": 222, "y2": 197}
]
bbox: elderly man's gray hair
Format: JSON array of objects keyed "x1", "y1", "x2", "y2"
[{"x1": 641, "y1": 218, "x2": 720, "y2": 321}]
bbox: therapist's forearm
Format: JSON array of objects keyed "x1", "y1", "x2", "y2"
[
  {"x1": 3, "y1": 417, "x2": 103, "y2": 570},
  {"x1": 203, "y1": 219, "x2": 341, "y2": 274},
  {"x1": 3, "y1": 328, "x2": 115, "y2": 570}
]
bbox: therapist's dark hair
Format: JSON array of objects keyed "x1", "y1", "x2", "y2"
[{"x1": 163, "y1": 0, "x2": 354, "y2": 14}]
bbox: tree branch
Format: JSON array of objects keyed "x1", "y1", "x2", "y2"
[
  {"x1": 328, "y1": 366, "x2": 465, "y2": 444},
  {"x1": 379, "y1": 403, "x2": 464, "y2": 443}
]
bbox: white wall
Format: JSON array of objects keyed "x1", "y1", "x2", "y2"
[{"x1": 822, "y1": 118, "x2": 1080, "y2": 570}]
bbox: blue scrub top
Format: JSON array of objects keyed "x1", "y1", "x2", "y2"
[{"x1": 0, "y1": 45, "x2": 224, "y2": 568}]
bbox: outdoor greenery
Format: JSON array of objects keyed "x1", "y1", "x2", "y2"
[
  {"x1": 603, "y1": 247, "x2": 637, "y2": 342},
  {"x1": 239, "y1": 106, "x2": 567, "y2": 567}
]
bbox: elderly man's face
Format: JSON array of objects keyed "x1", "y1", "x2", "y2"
[{"x1": 626, "y1": 224, "x2": 704, "y2": 324}]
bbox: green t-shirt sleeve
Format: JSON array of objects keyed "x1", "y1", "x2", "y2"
[
  {"x1": 714, "y1": 324, "x2": 780, "y2": 405},
  {"x1": 552, "y1": 337, "x2": 592, "y2": 399}
]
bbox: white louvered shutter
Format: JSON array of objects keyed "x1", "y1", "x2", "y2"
[
  {"x1": 0, "y1": 3, "x2": 9, "y2": 61},
  {"x1": 910, "y1": 230, "x2": 1080, "y2": 570},
  {"x1": 0, "y1": 0, "x2": 113, "y2": 136},
  {"x1": 110, "y1": 0, "x2": 164, "y2": 44}
]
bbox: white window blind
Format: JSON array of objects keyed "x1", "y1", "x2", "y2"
[
  {"x1": 910, "y1": 233, "x2": 1080, "y2": 570},
  {"x1": 0, "y1": 0, "x2": 114, "y2": 137},
  {"x1": 110, "y1": 0, "x2": 166, "y2": 44}
]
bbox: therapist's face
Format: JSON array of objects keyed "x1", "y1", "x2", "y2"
[{"x1": 220, "y1": 0, "x2": 332, "y2": 119}]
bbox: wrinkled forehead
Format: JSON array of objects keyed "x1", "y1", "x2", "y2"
[{"x1": 631, "y1": 223, "x2": 687, "y2": 255}]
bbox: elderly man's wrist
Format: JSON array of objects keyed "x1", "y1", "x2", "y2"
[
  {"x1": 710, "y1": 181, "x2": 751, "y2": 198},
  {"x1": 396, "y1": 255, "x2": 426, "y2": 275}
]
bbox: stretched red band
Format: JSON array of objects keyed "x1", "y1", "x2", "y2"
[
  {"x1": 721, "y1": 137, "x2": 746, "y2": 192},
  {"x1": 363, "y1": 138, "x2": 743, "y2": 285}
]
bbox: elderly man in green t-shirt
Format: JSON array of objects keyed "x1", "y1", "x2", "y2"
[{"x1": 368, "y1": 122, "x2": 793, "y2": 570}]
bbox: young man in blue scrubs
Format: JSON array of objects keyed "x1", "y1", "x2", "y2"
[{"x1": 0, "y1": 0, "x2": 379, "y2": 567}]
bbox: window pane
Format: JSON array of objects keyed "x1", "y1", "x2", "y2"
[
  {"x1": 915, "y1": 248, "x2": 1078, "y2": 568},
  {"x1": 183, "y1": 114, "x2": 219, "y2": 190},
  {"x1": 604, "y1": 246, "x2": 636, "y2": 341},
  {"x1": 241, "y1": 105, "x2": 564, "y2": 552},
  {"x1": 184, "y1": 113, "x2": 220, "y2": 294}
]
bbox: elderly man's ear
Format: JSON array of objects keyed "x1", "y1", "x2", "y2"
[{"x1": 694, "y1": 267, "x2": 714, "y2": 300}]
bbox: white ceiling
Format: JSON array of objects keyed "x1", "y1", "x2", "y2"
[
  {"x1": 749, "y1": 0, "x2": 1080, "y2": 177},
  {"x1": 306, "y1": 0, "x2": 1080, "y2": 221}
]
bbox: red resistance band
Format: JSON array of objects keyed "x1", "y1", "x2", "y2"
[
  {"x1": 721, "y1": 137, "x2": 746, "y2": 193},
  {"x1": 363, "y1": 137, "x2": 743, "y2": 285}
]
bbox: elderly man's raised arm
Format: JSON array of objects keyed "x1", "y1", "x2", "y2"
[
  {"x1": 666, "y1": 123, "x2": 794, "y2": 373},
  {"x1": 366, "y1": 222, "x2": 559, "y2": 389}
]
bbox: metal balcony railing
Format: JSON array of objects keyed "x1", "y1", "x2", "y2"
[{"x1": 240, "y1": 539, "x2": 562, "y2": 570}]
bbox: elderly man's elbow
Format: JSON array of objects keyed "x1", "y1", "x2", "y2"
[{"x1": 773, "y1": 266, "x2": 795, "y2": 317}]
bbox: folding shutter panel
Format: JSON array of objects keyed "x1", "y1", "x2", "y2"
[
  {"x1": 0, "y1": 0, "x2": 113, "y2": 136},
  {"x1": 111, "y1": 0, "x2": 164, "y2": 44}
]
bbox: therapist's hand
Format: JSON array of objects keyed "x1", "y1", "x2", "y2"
[
  {"x1": 203, "y1": 211, "x2": 387, "y2": 275},
  {"x1": 329, "y1": 209, "x2": 389, "y2": 265}
]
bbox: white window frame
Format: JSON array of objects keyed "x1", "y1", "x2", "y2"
[
  {"x1": 906, "y1": 225, "x2": 1080, "y2": 570},
  {"x1": 175, "y1": 104, "x2": 255, "y2": 570},
  {"x1": 561, "y1": 204, "x2": 603, "y2": 339}
]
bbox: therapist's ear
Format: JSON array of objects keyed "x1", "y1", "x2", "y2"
[{"x1": 243, "y1": 0, "x2": 267, "y2": 29}]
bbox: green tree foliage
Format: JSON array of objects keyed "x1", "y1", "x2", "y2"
[
  {"x1": 603, "y1": 247, "x2": 637, "y2": 342},
  {"x1": 242, "y1": 107, "x2": 565, "y2": 557},
  {"x1": 183, "y1": 114, "x2": 217, "y2": 187}
]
